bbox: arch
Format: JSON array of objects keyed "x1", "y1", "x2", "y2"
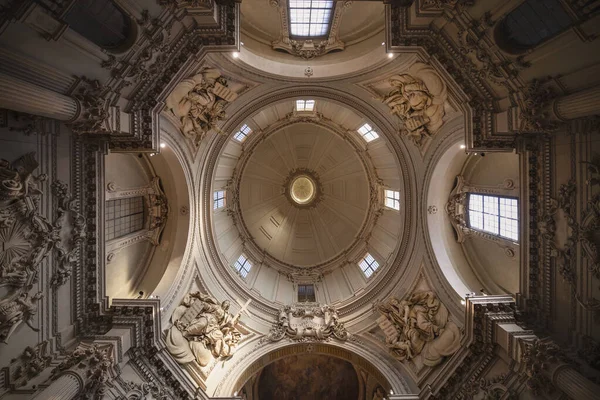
[
  {"x1": 208, "y1": 340, "x2": 416, "y2": 397},
  {"x1": 64, "y1": 0, "x2": 136, "y2": 52},
  {"x1": 494, "y1": 0, "x2": 572, "y2": 54}
]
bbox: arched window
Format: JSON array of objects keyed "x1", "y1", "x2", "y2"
[
  {"x1": 495, "y1": 0, "x2": 572, "y2": 54},
  {"x1": 65, "y1": 0, "x2": 133, "y2": 50}
]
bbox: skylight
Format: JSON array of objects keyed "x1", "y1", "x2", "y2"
[
  {"x1": 233, "y1": 124, "x2": 252, "y2": 142},
  {"x1": 289, "y1": 0, "x2": 334, "y2": 37},
  {"x1": 296, "y1": 99, "x2": 315, "y2": 112},
  {"x1": 357, "y1": 123, "x2": 379, "y2": 142},
  {"x1": 234, "y1": 254, "x2": 252, "y2": 278},
  {"x1": 359, "y1": 253, "x2": 380, "y2": 278}
]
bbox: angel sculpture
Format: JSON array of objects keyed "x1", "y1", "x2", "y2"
[
  {"x1": 0, "y1": 291, "x2": 43, "y2": 343},
  {"x1": 166, "y1": 292, "x2": 246, "y2": 366}
]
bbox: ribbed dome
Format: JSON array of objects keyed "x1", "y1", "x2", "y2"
[{"x1": 238, "y1": 123, "x2": 369, "y2": 267}]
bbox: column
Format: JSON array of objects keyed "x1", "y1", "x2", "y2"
[
  {"x1": 468, "y1": 296, "x2": 600, "y2": 400},
  {"x1": 0, "y1": 72, "x2": 79, "y2": 121},
  {"x1": 552, "y1": 364, "x2": 600, "y2": 400},
  {"x1": 32, "y1": 372, "x2": 82, "y2": 400},
  {"x1": 553, "y1": 84, "x2": 600, "y2": 120}
]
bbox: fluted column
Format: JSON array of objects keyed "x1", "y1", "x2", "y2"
[
  {"x1": 553, "y1": 84, "x2": 600, "y2": 120},
  {"x1": 552, "y1": 363, "x2": 600, "y2": 400},
  {"x1": 32, "y1": 372, "x2": 82, "y2": 400},
  {"x1": 0, "y1": 72, "x2": 79, "y2": 121}
]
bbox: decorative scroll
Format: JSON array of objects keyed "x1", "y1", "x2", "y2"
[
  {"x1": 165, "y1": 292, "x2": 246, "y2": 367},
  {"x1": 377, "y1": 291, "x2": 460, "y2": 367},
  {"x1": 266, "y1": 303, "x2": 349, "y2": 342}
]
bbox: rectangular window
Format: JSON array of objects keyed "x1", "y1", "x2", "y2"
[
  {"x1": 468, "y1": 194, "x2": 519, "y2": 241},
  {"x1": 289, "y1": 0, "x2": 334, "y2": 37},
  {"x1": 384, "y1": 190, "x2": 400, "y2": 210},
  {"x1": 359, "y1": 253, "x2": 380, "y2": 278},
  {"x1": 357, "y1": 123, "x2": 379, "y2": 142},
  {"x1": 233, "y1": 124, "x2": 252, "y2": 142},
  {"x1": 213, "y1": 190, "x2": 226, "y2": 210},
  {"x1": 298, "y1": 284, "x2": 316, "y2": 302},
  {"x1": 296, "y1": 99, "x2": 315, "y2": 112},
  {"x1": 105, "y1": 197, "x2": 144, "y2": 240},
  {"x1": 234, "y1": 254, "x2": 252, "y2": 278}
]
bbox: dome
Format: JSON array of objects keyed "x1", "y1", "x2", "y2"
[{"x1": 238, "y1": 123, "x2": 369, "y2": 267}]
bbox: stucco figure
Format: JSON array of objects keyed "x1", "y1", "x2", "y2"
[
  {"x1": 166, "y1": 292, "x2": 243, "y2": 366},
  {"x1": 382, "y1": 62, "x2": 447, "y2": 147},
  {"x1": 0, "y1": 291, "x2": 43, "y2": 343},
  {"x1": 378, "y1": 291, "x2": 460, "y2": 367},
  {"x1": 165, "y1": 67, "x2": 238, "y2": 148}
]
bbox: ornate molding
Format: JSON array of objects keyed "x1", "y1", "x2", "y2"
[
  {"x1": 8, "y1": 340, "x2": 52, "y2": 389},
  {"x1": 520, "y1": 339, "x2": 573, "y2": 396},
  {"x1": 51, "y1": 342, "x2": 116, "y2": 398},
  {"x1": 264, "y1": 302, "x2": 349, "y2": 343}
]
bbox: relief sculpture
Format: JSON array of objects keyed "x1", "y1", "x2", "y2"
[
  {"x1": 377, "y1": 291, "x2": 460, "y2": 367},
  {"x1": 166, "y1": 292, "x2": 245, "y2": 367},
  {"x1": 266, "y1": 303, "x2": 349, "y2": 342},
  {"x1": 381, "y1": 62, "x2": 447, "y2": 147},
  {"x1": 165, "y1": 67, "x2": 239, "y2": 148},
  {"x1": 0, "y1": 153, "x2": 84, "y2": 343}
]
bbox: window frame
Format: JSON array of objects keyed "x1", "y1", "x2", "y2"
[
  {"x1": 357, "y1": 123, "x2": 379, "y2": 143},
  {"x1": 233, "y1": 124, "x2": 252, "y2": 142},
  {"x1": 467, "y1": 193, "x2": 519, "y2": 242},
  {"x1": 213, "y1": 190, "x2": 226, "y2": 210},
  {"x1": 105, "y1": 196, "x2": 145, "y2": 241},
  {"x1": 297, "y1": 284, "x2": 316, "y2": 302},
  {"x1": 296, "y1": 99, "x2": 316, "y2": 112},
  {"x1": 234, "y1": 254, "x2": 252, "y2": 278},
  {"x1": 358, "y1": 253, "x2": 380, "y2": 279},
  {"x1": 494, "y1": 0, "x2": 573, "y2": 55},
  {"x1": 384, "y1": 189, "x2": 400, "y2": 211},
  {"x1": 287, "y1": 0, "x2": 335, "y2": 40}
]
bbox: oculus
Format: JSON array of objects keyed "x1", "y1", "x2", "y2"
[{"x1": 284, "y1": 169, "x2": 323, "y2": 208}]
